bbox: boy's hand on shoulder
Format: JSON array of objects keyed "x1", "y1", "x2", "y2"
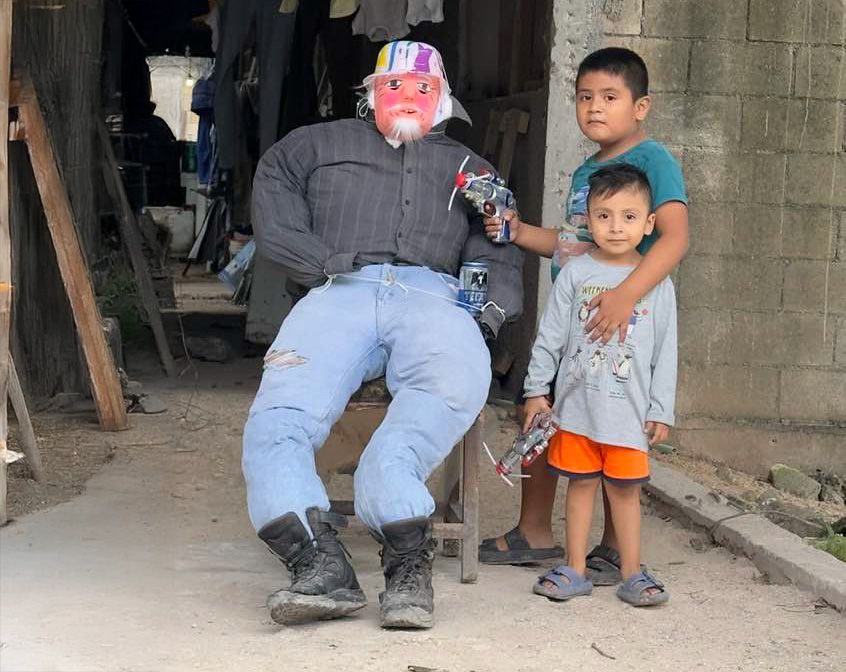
[
  {"x1": 484, "y1": 209, "x2": 521, "y2": 243},
  {"x1": 522, "y1": 395, "x2": 552, "y2": 433},
  {"x1": 586, "y1": 287, "x2": 637, "y2": 344},
  {"x1": 644, "y1": 421, "x2": 669, "y2": 446}
]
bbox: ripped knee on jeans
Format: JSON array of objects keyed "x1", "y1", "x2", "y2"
[{"x1": 264, "y1": 348, "x2": 308, "y2": 370}]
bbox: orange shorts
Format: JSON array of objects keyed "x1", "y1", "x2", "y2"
[{"x1": 547, "y1": 430, "x2": 649, "y2": 484}]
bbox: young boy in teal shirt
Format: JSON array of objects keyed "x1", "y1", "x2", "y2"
[{"x1": 479, "y1": 48, "x2": 689, "y2": 589}]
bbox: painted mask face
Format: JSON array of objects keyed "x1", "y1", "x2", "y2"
[{"x1": 373, "y1": 73, "x2": 442, "y2": 144}]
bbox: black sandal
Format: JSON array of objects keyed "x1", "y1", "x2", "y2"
[
  {"x1": 478, "y1": 527, "x2": 565, "y2": 565},
  {"x1": 585, "y1": 544, "x2": 622, "y2": 585}
]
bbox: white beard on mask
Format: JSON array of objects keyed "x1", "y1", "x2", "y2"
[{"x1": 385, "y1": 117, "x2": 426, "y2": 148}]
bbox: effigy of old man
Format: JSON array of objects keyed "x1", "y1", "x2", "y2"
[{"x1": 244, "y1": 40, "x2": 523, "y2": 629}]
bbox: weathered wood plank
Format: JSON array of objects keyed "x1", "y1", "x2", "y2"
[
  {"x1": 98, "y1": 121, "x2": 176, "y2": 377},
  {"x1": 18, "y1": 82, "x2": 128, "y2": 431},
  {"x1": 8, "y1": 355, "x2": 44, "y2": 483},
  {"x1": 0, "y1": 0, "x2": 14, "y2": 526}
]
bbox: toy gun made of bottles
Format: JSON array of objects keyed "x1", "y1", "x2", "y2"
[
  {"x1": 448, "y1": 155, "x2": 516, "y2": 244},
  {"x1": 483, "y1": 412, "x2": 559, "y2": 486}
]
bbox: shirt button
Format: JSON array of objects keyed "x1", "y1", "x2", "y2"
[
  {"x1": 406, "y1": 168, "x2": 412, "y2": 174},
  {"x1": 398, "y1": 232, "x2": 403, "y2": 238},
  {"x1": 405, "y1": 199, "x2": 410, "y2": 205}
]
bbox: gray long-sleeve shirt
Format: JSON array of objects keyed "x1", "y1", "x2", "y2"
[
  {"x1": 251, "y1": 119, "x2": 524, "y2": 336},
  {"x1": 524, "y1": 254, "x2": 677, "y2": 452}
]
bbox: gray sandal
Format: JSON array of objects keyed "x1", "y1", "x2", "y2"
[
  {"x1": 533, "y1": 565, "x2": 593, "y2": 601},
  {"x1": 616, "y1": 569, "x2": 669, "y2": 607}
]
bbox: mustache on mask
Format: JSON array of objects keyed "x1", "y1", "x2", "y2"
[{"x1": 388, "y1": 117, "x2": 425, "y2": 144}]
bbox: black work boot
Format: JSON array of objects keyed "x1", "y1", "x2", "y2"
[
  {"x1": 378, "y1": 516, "x2": 435, "y2": 629},
  {"x1": 258, "y1": 507, "x2": 366, "y2": 625}
]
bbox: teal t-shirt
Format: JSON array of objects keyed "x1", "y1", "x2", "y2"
[{"x1": 552, "y1": 138, "x2": 687, "y2": 279}]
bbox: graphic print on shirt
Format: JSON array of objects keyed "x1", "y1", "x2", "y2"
[
  {"x1": 552, "y1": 185, "x2": 595, "y2": 278},
  {"x1": 562, "y1": 185, "x2": 592, "y2": 244},
  {"x1": 565, "y1": 281, "x2": 648, "y2": 396}
]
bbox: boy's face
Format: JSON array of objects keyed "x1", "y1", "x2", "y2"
[
  {"x1": 587, "y1": 187, "x2": 655, "y2": 261},
  {"x1": 575, "y1": 70, "x2": 650, "y2": 147}
]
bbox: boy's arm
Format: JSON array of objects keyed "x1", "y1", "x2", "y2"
[
  {"x1": 484, "y1": 211, "x2": 559, "y2": 257},
  {"x1": 523, "y1": 268, "x2": 574, "y2": 398},
  {"x1": 586, "y1": 201, "x2": 688, "y2": 342},
  {"x1": 646, "y1": 279, "x2": 678, "y2": 427}
]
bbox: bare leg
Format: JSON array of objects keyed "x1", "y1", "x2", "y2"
[
  {"x1": 598, "y1": 483, "x2": 618, "y2": 550},
  {"x1": 539, "y1": 477, "x2": 598, "y2": 589},
  {"x1": 495, "y1": 450, "x2": 559, "y2": 551},
  {"x1": 603, "y1": 481, "x2": 641, "y2": 579}
]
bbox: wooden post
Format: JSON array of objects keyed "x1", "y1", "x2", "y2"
[
  {"x1": 98, "y1": 121, "x2": 176, "y2": 377},
  {"x1": 16, "y1": 82, "x2": 128, "y2": 431},
  {"x1": 0, "y1": 0, "x2": 14, "y2": 525},
  {"x1": 8, "y1": 357, "x2": 44, "y2": 483}
]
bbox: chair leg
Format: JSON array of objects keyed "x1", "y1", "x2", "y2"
[{"x1": 460, "y1": 413, "x2": 481, "y2": 583}]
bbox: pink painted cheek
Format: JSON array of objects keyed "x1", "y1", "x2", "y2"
[{"x1": 375, "y1": 87, "x2": 404, "y2": 110}]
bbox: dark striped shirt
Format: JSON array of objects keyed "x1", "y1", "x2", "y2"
[{"x1": 252, "y1": 119, "x2": 524, "y2": 335}]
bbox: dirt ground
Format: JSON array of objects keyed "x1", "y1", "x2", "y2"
[{"x1": 2, "y1": 355, "x2": 845, "y2": 672}]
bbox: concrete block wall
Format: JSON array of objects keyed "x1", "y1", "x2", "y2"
[{"x1": 599, "y1": 0, "x2": 846, "y2": 476}]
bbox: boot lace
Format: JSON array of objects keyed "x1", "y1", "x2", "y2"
[
  {"x1": 286, "y1": 525, "x2": 351, "y2": 580},
  {"x1": 387, "y1": 548, "x2": 433, "y2": 592}
]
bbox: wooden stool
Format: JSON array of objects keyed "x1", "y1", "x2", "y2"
[{"x1": 321, "y1": 379, "x2": 481, "y2": 583}]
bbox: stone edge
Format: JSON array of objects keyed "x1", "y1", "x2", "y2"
[{"x1": 646, "y1": 459, "x2": 846, "y2": 612}]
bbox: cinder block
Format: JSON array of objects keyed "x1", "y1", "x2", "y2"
[
  {"x1": 738, "y1": 153, "x2": 788, "y2": 204},
  {"x1": 795, "y1": 46, "x2": 846, "y2": 99},
  {"x1": 690, "y1": 42, "x2": 792, "y2": 95},
  {"x1": 786, "y1": 153, "x2": 846, "y2": 207},
  {"x1": 677, "y1": 364, "x2": 780, "y2": 418},
  {"x1": 614, "y1": 37, "x2": 690, "y2": 92},
  {"x1": 742, "y1": 312, "x2": 835, "y2": 366},
  {"x1": 683, "y1": 150, "x2": 736, "y2": 202},
  {"x1": 684, "y1": 151, "x2": 784, "y2": 205},
  {"x1": 749, "y1": 0, "x2": 846, "y2": 45},
  {"x1": 647, "y1": 94, "x2": 741, "y2": 148},
  {"x1": 742, "y1": 98, "x2": 844, "y2": 153},
  {"x1": 783, "y1": 260, "x2": 846, "y2": 312},
  {"x1": 732, "y1": 205, "x2": 784, "y2": 257},
  {"x1": 644, "y1": 0, "x2": 747, "y2": 39},
  {"x1": 602, "y1": 0, "x2": 642, "y2": 35},
  {"x1": 678, "y1": 257, "x2": 783, "y2": 310},
  {"x1": 674, "y1": 419, "x2": 846, "y2": 477},
  {"x1": 687, "y1": 202, "x2": 733, "y2": 256},
  {"x1": 781, "y1": 206, "x2": 838, "y2": 259},
  {"x1": 780, "y1": 369, "x2": 846, "y2": 421},
  {"x1": 677, "y1": 307, "x2": 733, "y2": 364},
  {"x1": 835, "y1": 317, "x2": 846, "y2": 364}
]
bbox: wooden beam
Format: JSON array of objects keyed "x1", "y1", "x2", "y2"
[
  {"x1": 9, "y1": 77, "x2": 26, "y2": 107},
  {"x1": 0, "y1": 0, "x2": 15, "y2": 526},
  {"x1": 98, "y1": 121, "x2": 176, "y2": 377},
  {"x1": 8, "y1": 356, "x2": 44, "y2": 483},
  {"x1": 17, "y1": 82, "x2": 128, "y2": 431}
]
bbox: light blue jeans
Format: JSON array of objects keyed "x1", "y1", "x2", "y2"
[{"x1": 242, "y1": 264, "x2": 491, "y2": 533}]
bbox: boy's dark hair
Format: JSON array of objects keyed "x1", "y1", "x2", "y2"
[
  {"x1": 576, "y1": 47, "x2": 649, "y2": 99},
  {"x1": 587, "y1": 164, "x2": 652, "y2": 210}
]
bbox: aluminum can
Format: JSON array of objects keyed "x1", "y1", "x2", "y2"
[{"x1": 458, "y1": 262, "x2": 488, "y2": 313}]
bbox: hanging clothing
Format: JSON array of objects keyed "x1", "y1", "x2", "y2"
[
  {"x1": 406, "y1": 0, "x2": 443, "y2": 26},
  {"x1": 330, "y1": 0, "x2": 359, "y2": 18},
  {"x1": 213, "y1": 0, "x2": 296, "y2": 170},
  {"x1": 191, "y1": 75, "x2": 216, "y2": 185},
  {"x1": 279, "y1": 0, "x2": 360, "y2": 133},
  {"x1": 352, "y1": 0, "x2": 410, "y2": 42}
]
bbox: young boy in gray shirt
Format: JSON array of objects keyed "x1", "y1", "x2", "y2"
[{"x1": 523, "y1": 164, "x2": 676, "y2": 607}]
